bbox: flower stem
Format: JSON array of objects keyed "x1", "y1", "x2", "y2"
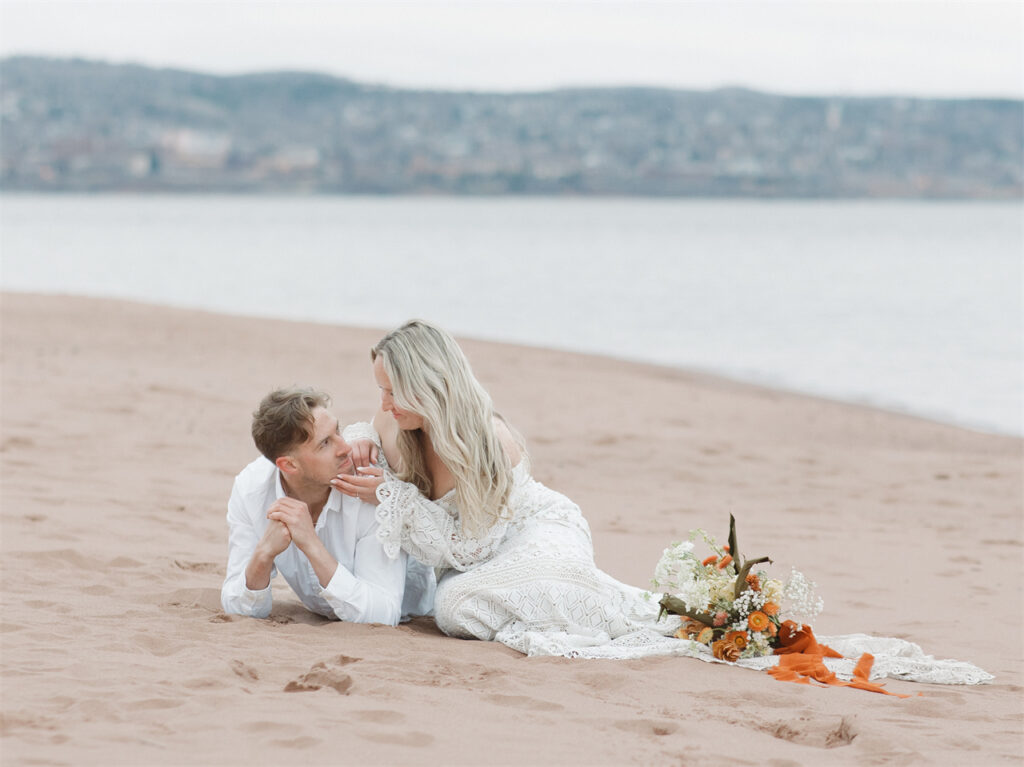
[{"x1": 659, "y1": 595, "x2": 714, "y2": 626}]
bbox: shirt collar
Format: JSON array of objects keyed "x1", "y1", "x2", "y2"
[{"x1": 274, "y1": 469, "x2": 344, "y2": 515}]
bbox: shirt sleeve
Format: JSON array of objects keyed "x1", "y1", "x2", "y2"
[
  {"x1": 220, "y1": 479, "x2": 273, "y2": 619},
  {"x1": 317, "y1": 507, "x2": 407, "y2": 625}
]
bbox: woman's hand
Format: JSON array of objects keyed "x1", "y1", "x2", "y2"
[
  {"x1": 332, "y1": 466, "x2": 384, "y2": 505},
  {"x1": 347, "y1": 438, "x2": 379, "y2": 469}
]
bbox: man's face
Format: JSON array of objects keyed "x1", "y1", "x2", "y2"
[{"x1": 287, "y1": 407, "x2": 354, "y2": 487}]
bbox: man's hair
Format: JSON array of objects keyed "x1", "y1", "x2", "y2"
[{"x1": 251, "y1": 386, "x2": 331, "y2": 462}]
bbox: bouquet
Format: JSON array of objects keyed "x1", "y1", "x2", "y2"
[{"x1": 653, "y1": 514, "x2": 823, "y2": 662}]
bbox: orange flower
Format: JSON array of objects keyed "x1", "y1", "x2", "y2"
[
  {"x1": 766, "y1": 621, "x2": 778, "y2": 638},
  {"x1": 745, "y1": 573, "x2": 761, "y2": 592},
  {"x1": 747, "y1": 611, "x2": 770, "y2": 632},
  {"x1": 680, "y1": 619, "x2": 705, "y2": 637},
  {"x1": 712, "y1": 639, "x2": 741, "y2": 662},
  {"x1": 702, "y1": 555, "x2": 717, "y2": 566},
  {"x1": 724, "y1": 630, "x2": 748, "y2": 650},
  {"x1": 696, "y1": 627, "x2": 715, "y2": 645},
  {"x1": 762, "y1": 602, "x2": 780, "y2": 616},
  {"x1": 716, "y1": 554, "x2": 733, "y2": 570}
]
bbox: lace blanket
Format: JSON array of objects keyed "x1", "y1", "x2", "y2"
[{"x1": 502, "y1": 625, "x2": 993, "y2": 685}]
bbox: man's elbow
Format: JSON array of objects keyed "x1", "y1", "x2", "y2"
[
  {"x1": 339, "y1": 600, "x2": 401, "y2": 627},
  {"x1": 221, "y1": 584, "x2": 271, "y2": 619}
]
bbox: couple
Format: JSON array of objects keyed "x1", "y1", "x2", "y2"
[
  {"x1": 220, "y1": 320, "x2": 991, "y2": 684},
  {"x1": 221, "y1": 319, "x2": 666, "y2": 655}
]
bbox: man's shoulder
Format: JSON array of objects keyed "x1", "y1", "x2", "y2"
[{"x1": 233, "y1": 456, "x2": 278, "y2": 496}]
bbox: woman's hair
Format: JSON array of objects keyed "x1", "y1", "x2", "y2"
[{"x1": 372, "y1": 320, "x2": 514, "y2": 535}]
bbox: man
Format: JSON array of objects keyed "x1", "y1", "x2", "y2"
[{"x1": 221, "y1": 386, "x2": 434, "y2": 623}]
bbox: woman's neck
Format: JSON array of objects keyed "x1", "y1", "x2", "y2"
[{"x1": 417, "y1": 430, "x2": 456, "y2": 500}]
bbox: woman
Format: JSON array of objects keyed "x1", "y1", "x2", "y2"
[
  {"x1": 332, "y1": 321, "x2": 992, "y2": 683},
  {"x1": 332, "y1": 319, "x2": 679, "y2": 658}
]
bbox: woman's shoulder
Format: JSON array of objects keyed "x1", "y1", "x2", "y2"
[{"x1": 492, "y1": 414, "x2": 524, "y2": 467}]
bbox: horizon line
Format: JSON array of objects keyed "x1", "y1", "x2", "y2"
[{"x1": 4, "y1": 53, "x2": 1022, "y2": 103}]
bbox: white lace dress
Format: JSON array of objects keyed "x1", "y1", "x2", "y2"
[{"x1": 344, "y1": 423, "x2": 992, "y2": 686}]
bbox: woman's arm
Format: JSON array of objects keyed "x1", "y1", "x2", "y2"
[
  {"x1": 373, "y1": 478, "x2": 508, "y2": 571},
  {"x1": 373, "y1": 407, "x2": 400, "y2": 468}
]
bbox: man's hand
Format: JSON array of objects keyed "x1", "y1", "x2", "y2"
[
  {"x1": 332, "y1": 466, "x2": 384, "y2": 505},
  {"x1": 266, "y1": 497, "x2": 317, "y2": 552},
  {"x1": 245, "y1": 519, "x2": 292, "y2": 591},
  {"x1": 259, "y1": 518, "x2": 293, "y2": 557},
  {"x1": 348, "y1": 439, "x2": 379, "y2": 470},
  {"x1": 266, "y1": 498, "x2": 338, "y2": 589}
]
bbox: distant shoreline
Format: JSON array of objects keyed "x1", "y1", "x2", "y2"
[{"x1": 4, "y1": 56, "x2": 1020, "y2": 199}]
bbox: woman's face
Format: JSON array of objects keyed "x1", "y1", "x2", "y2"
[{"x1": 373, "y1": 354, "x2": 425, "y2": 431}]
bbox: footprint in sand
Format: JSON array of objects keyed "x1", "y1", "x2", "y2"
[
  {"x1": 130, "y1": 698, "x2": 184, "y2": 711},
  {"x1": 230, "y1": 660, "x2": 260, "y2": 681},
  {"x1": 1, "y1": 712, "x2": 60, "y2": 733},
  {"x1": 758, "y1": 715, "x2": 857, "y2": 748},
  {"x1": 270, "y1": 736, "x2": 322, "y2": 749},
  {"x1": 575, "y1": 671, "x2": 626, "y2": 694},
  {"x1": 484, "y1": 693, "x2": 563, "y2": 712},
  {"x1": 613, "y1": 719, "x2": 679, "y2": 737},
  {"x1": 284, "y1": 667, "x2": 353, "y2": 695},
  {"x1": 0, "y1": 435, "x2": 35, "y2": 451},
  {"x1": 79, "y1": 584, "x2": 114, "y2": 596},
  {"x1": 351, "y1": 710, "x2": 406, "y2": 724},
  {"x1": 173, "y1": 560, "x2": 221, "y2": 573},
  {"x1": 239, "y1": 720, "x2": 291, "y2": 733},
  {"x1": 356, "y1": 730, "x2": 434, "y2": 747},
  {"x1": 284, "y1": 656, "x2": 361, "y2": 694},
  {"x1": 133, "y1": 632, "x2": 183, "y2": 657}
]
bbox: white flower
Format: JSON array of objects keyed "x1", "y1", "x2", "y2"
[
  {"x1": 676, "y1": 578, "x2": 712, "y2": 614},
  {"x1": 732, "y1": 588, "x2": 766, "y2": 618},
  {"x1": 762, "y1": 578, "x2": 784, "y2": 605},
  {"x1": 651, "y1": 541, "x2": 698, "y2": 592},
  {"x1": 745, "y1": 632, "x2": 773, "y2": 658},
  {"x1": 781, "y1": 568, "x2": 824, "y2": 623},
  {"x1": 708, "y1": 574, "x2": 737, "y2": 604}
]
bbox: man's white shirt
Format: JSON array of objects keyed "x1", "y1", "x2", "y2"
[{"x1": 221, "y1": 456, "x2": 434, "y2": 624}]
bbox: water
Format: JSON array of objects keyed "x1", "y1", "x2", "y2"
[{"x1": 1, "y1": 194, "x2": 1021, "y2": 435}]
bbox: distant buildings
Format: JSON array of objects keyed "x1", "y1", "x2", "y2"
[{"x1": 1, "y1": 57, "x2": 1021, "y2": 198}]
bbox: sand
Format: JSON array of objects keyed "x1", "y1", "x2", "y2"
[{"x1": 1, "y1": 292, "x2": 1021, "y2": 766}]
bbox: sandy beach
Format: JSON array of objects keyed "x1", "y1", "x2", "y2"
[{"x1": 1, "y1": 292, "x2": 1021, "y2": 766}]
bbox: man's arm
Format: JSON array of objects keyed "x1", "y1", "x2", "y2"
[
  {"x1": 320, "y1": 512, "x2": 407, "y2": 625},
  {"x1": 268, "y1": 498, "x2": 406, "y2": 625},
  {"x1": 244, "y1": 520, "x2": 292, "y2": 589},
  {"x1": 221, "y1": 481, "x2": 278, "y2": 618}
]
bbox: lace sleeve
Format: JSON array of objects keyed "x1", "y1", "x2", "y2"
[
  {"x1": 342, "y1": 421, "x2": 382, "y2": 451},
  {"x1": 374, "y1": 479, "x2": 507, "y2": 571}
]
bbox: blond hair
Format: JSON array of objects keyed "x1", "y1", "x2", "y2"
[{"x1": 372, "y1": 320, "x2": 513, "y2": 535}]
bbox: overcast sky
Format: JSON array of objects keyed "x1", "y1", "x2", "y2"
[{"x1": 1, "y1": 0, "x2": 1021, "y2": 98}]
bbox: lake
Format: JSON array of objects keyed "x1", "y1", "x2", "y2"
[{"x1": 1, "y1": 194, "x2": 1020, "y2": 435}]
